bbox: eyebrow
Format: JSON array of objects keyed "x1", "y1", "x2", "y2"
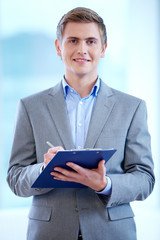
[{"x1": 66, "y1": 37, "x2": 99, "y2": 41}]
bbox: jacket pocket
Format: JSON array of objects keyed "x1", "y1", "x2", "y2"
[
  {"x1": 28, "y1": 205, "x2": 52, "y2": 222},
  {"x1": 108, "y1": 204, "x2": 134, "y2": 221}
]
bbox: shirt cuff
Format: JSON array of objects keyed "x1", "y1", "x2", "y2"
[
  {"x1": 40, "y1": 164, "x2": 45, "y2": 173},
  {"x1": 95, "y1": 176, "x2": 112, "y2": 196}
]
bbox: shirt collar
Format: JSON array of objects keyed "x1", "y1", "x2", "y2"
[{"x1": 62, "y1": 76, "x2": 101, "y2": 98}]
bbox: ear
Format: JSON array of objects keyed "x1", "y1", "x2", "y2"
[
  {"x1": 100, "y1": 42, "x2": 107, "y2": 58},
  {"x1": 55, "y1": 39, "x2": 62, "y2": 57}
]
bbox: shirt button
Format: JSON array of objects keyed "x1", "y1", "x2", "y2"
[
  {"x1": 80, "y1": 101, "x2": 83, "y2": 105},
  {"x1": 78, "y1": 123, "x2": 82, "y2": 127}
]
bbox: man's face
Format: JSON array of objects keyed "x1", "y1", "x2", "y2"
[{"x1": 55, "y1": 22, "x2": 107, "y2": 79}]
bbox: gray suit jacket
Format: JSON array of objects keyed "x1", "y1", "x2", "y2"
[{"x1": 7, "y1": 80, "x2": 155, "y2": 240}]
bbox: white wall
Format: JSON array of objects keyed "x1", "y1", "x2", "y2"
[{"x1": 129, "y1": 1, "x2": 160, "y2": 238}]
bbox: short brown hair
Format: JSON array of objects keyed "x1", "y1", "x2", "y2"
[{"x1": 56, "y1": 7, "x2": 107, "y2": 45}]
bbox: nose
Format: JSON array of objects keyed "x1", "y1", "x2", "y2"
[{"x1": 77, "y1": 41, "x2": 87, "y2": 55}]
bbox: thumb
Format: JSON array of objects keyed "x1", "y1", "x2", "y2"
[{"x1": 98, "y1": 160, "x2": 106, "y2": 173}]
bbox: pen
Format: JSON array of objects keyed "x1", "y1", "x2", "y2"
[{"x1": 46, "y1": 141, "x2": 54, "y2": 148}]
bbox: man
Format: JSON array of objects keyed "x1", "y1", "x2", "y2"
[{"x1": 7, "y1": 7, "x2": 155, "y2": 240}]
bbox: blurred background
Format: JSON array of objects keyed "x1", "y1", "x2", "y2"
[{"x1": 0, "y1": 0, "x2": 159, "y2": 239}]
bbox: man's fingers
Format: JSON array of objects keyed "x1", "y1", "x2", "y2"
[
  {"x1": 97, "y1": 160, "x2": 106, "y2": 174},
  {"x1": 44, "y1": 146, "x2": 64, "y2": 167},
  {"x1": 53, "y1": 164, "x2": 81, "y2": 178},
  {"x1": 98, "y1": 160, "x2": 105, "y2": 168},
  {"x1": 51, "y1": 166, "x2": 80, "y2": 183},
  {"x1": 48, "y1": 146, "x2": 64, "y2": 154},
  {"x1": 49, "y1": 159, "x2": 107, "y2": 191}
]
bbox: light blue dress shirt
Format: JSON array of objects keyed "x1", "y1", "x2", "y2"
[{"x1": 62, "y1": 77, "x2": 111, "y2": 195}]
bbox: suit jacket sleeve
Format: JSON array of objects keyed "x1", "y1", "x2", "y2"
[
  {"x1": 100, "y1": 100, "x2": 155, "y2": 207},
  {"x1": 7, "y1": 99, "x2": 52, "y2": 197}
]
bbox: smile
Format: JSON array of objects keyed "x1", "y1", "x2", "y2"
[{"x1": 73, "y1": 58, "x2": 91, "y2": 62}]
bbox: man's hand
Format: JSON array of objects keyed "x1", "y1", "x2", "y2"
[
  {"x1": 43, "y1": 146, "x2": 64, "y2": 168},
  {"x1": 50, "y1": 159, "x2": 107, "y2": 192}
]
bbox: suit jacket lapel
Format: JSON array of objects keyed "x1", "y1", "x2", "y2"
[
  {"x1": 47, "y1": 82, "x2": 74, "y2": 150},
  {"x1": 46, "y1": 81, "x2": 115, "y2": 150},
  {"x1": 84, "y1": 81, "x2": 116, "y2": 148}
]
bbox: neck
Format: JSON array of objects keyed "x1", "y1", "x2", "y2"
[{"x1": 65, "y1": 74, "x2": 98, "y2": 98}]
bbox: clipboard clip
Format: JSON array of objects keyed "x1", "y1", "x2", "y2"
[{"x1": 70, "y1": 148, "x2": 102, "y2": 151}]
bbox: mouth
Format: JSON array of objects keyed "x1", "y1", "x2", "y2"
[{"x1": 73, "y1": 58, "x2": 91, "y2": 62}]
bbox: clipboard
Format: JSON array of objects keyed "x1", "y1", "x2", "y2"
[{"x1": 31, "y1": 149, "x2": 116, "y2": 188}]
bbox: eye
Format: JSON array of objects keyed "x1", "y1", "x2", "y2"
[
  {"x1": 89, "y1": 40, "x2": 95, "y2": 44},
  {"x1": 70, "y1": 39, "x2": 77, "y2": 44},
  {"x1": 87, "y1": 39, "x2": 96, "y2": 45}
]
